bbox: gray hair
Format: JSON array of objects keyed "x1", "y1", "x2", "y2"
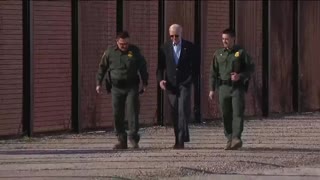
[{"x1": 169, "y1": 24, "x2": 182, "y2": 33}]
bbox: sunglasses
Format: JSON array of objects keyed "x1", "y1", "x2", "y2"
[{"x1": 170, "y1": 35, "x2": 179, "y2": 38}]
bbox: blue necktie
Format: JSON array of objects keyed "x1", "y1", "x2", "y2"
[{"x1": 173, "y1": 44, "x2": 179, "y2": 64}]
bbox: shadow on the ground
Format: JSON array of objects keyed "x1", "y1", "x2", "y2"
[
  {"x1": 0, "y1": 147, "x2": 175, "y2": 155},
  {"x1": 241, "y1": 147, "x2": 320, "y2": 153},
  {"x1": 1, "y1": 146, "x2": 319, "y2": 155},
  {"x1": 0, "y1": 176, "x2": 132, "y2": 180}
]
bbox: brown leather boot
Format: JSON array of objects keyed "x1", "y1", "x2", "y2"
[
  {"x1": 224, "y1": 140, "x2": 232, "y2": 150},
  {"x1": 129, "y1": 135, "x2": 140, "y2": 149},
  {"x1": 113, "y1": 135, "x2": 128, "y2": 150},
  {"x1": 230, "y1": 137, "x2": 242, "y2": 150}
]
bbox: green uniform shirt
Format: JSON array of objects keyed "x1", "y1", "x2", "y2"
[
  {"x1": 96, "y1": 45, "x2": 149, "y2": 86},
  {"x1": 209, "y1": 45, "x2": 254, "y2": 91}
]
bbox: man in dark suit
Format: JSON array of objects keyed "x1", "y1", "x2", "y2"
[{"x1": 157, "y1": 24, "x2": 199, "y2": 149}]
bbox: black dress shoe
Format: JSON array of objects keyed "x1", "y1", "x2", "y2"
[
  {"x1": 184, "y1": 136, "x2": 190, "y2": 142},
  {"x1": 173, "y1": 143, "x2": 184, "y2": 149}
]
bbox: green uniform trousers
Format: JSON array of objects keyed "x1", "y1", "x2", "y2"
[
  {"x1": 218, "y1": 84, "x2": 245, "y2": 140},
  {"x1": 111, "y1": 85, "x2": 140, "y2": 140}
]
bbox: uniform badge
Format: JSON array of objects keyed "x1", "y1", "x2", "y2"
[
  {"x1": 128, "y1": 51, "x2": 133, "y2": 58},
  {"x1": 235, "y1": 51, "x2": 240, "y2": 57}
]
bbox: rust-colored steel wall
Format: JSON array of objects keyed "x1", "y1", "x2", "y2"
[
  {"x1": 164, "y1": 0, "x2": 195, "y2": 42},
  {"x1": 2, "y1": 0, "x2": 320, "y2": 138},
  {"x1": 201, "y1": 0, "x2": 230, "y2": 120},
  {"x1": 162, "y1": 0, "x2": 195, "y2": 124},
  {"x1": 299, "y1": 1, "x2": 320, "y2": 111},
  {"x1": 79, "y1": 0, "x2": 116, "y2": 129},
  {"x1": 32, "y1": 0, "x2": 72, "y2": 133},
  {"x1": 269, "y1": 0, "x2": 294, "y2": 113},
  {"x1": 0, "y1": 0, "x2": 23, "y2": 136},
  {"x1": 235, "y1": 0, "x2": 263, "y2": 116},
  {"x1": 123, "y1": 1, "x2": 158, "y2": 125}
]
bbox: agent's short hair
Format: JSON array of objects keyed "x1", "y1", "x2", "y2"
[
  {"x1": 116, "y1": 31, "x2": 130, "y2": 39},
  {"x1": 222, "y1": 28, "x2": 235, "y2": 37}
]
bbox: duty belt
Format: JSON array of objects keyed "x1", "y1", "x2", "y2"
[
  {"x1": 111, "y1": 78, "x2": 139, "y2": 88},
  {"x1": 219, "y1": 79, "x2": 242, "y2": 86},
  {"x1": 220, "y1": 79, "x2": 232, "y2": 86}
]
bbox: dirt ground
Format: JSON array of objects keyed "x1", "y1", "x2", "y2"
[{"x1": 0, "y1": 113, "x2": 320, "y2": 179}]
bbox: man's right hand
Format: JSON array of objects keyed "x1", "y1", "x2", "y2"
[
  {"x1": 96, "y1": 85, "x2": 102, "y2": 94},
  {"x1": 209, "y1": 90, "x2": 214, "y2": 100},
  {"x1": 159, "y1": 80, "x2": 166, "y2": 90}
]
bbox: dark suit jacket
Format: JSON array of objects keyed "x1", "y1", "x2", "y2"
[{"x1": 157, "y1": 39, "x2": 200, "y2": 93}]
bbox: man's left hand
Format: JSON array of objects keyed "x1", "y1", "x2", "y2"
[
  {"x1": 231, "y1": 72, "x2": 240, "y2": 81},
  {"x1": 139, "y1": 86, "x2": 147, "y2": 94}
]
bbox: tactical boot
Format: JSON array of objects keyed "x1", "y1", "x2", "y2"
[
  {"x1": 224, "y1": 140, "x2": 232, "y2": 150},
  {"x1": 230, "y1": 137, "x2": 242, "y2": 150},
  {"x1": 113, "y1": 135, "x2": 128, "y2": 150},
  {"x1": 129, "y1": 134, "x2": 140, "y2": 149}
]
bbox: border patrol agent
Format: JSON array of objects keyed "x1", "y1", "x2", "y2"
[
  {"x1": 96, "y1": 31, "x2": 148, "y2": 149},
  {"x1": 209, "y1": 28, "x2": 254, "y2": 150}
]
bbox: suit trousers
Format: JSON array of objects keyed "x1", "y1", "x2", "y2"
[{"x1": 167, "y1": 85, "x2": 191, "y2": 145}]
